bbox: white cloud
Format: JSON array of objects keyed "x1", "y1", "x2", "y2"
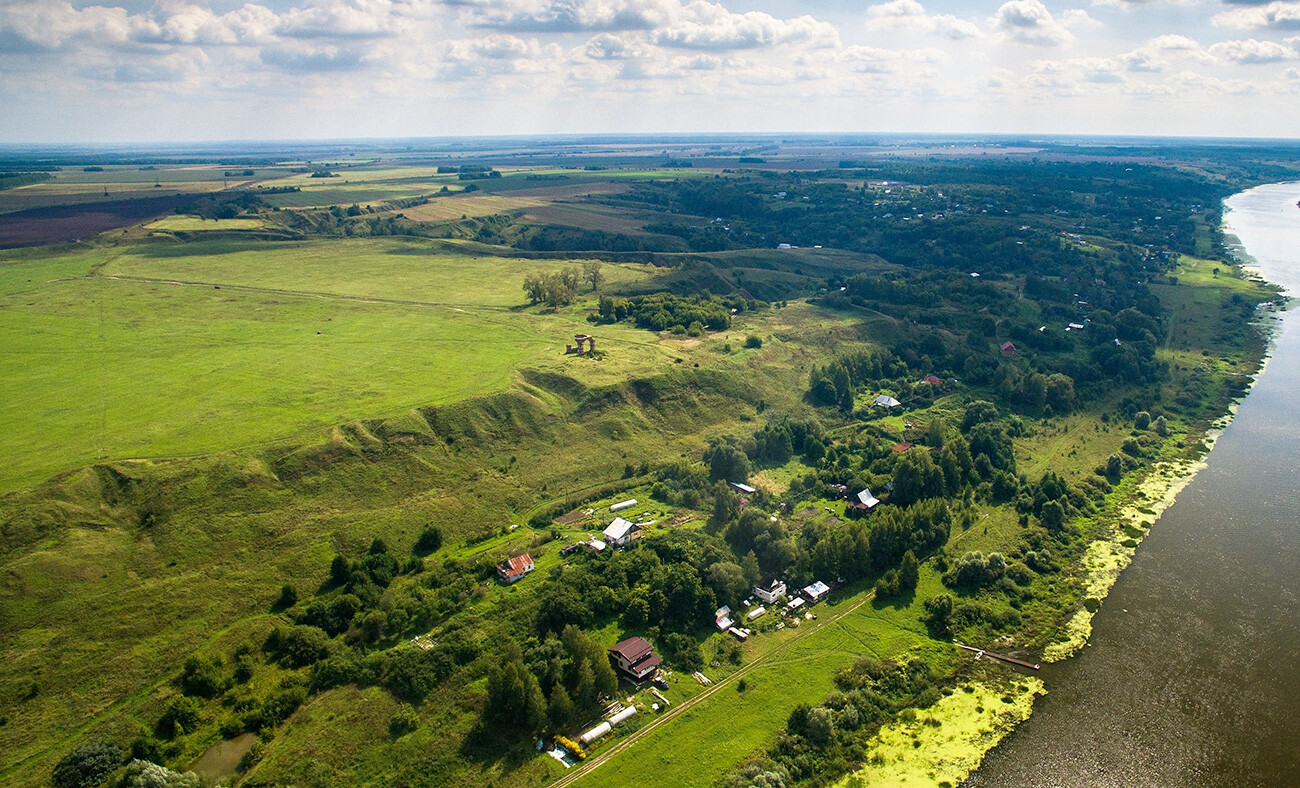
[
  {"x1": 840, "y1": 44, "x2": 946, "y2": 75},
  {"x1": 992, "y1": 0, "x2": 1074, "y2": 46},
  {"x1": 1213, "y1": 2, "x2": 1300, "y2": 31},
  {"x1": 581, "y1": 32, "x2": 653, "y2": 59},
  {"x1": 864, "y1": 0, "x2": 981, "y2": 40},
  {"x1": 651, "y1": 3, "x2": 840, "y2": 51},
  {"x1": 1209, "y1": 37, "x2": 1299, "y2": 63}
]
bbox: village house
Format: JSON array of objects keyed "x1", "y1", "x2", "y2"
[
  {"x1": 802, "y1": 580, "x2": 831, "y2": 603},
  {"x1": 872, "y1": 394, "x2": 901, "y2": 409},
  {"x1": 1000, "y1": 341, "x2": 1017, "y2": 358},
  {"x1": 603, "y1": 517, "x2": 639, "y2": 548},
  {"x1": 496, "y1": 554, "x2": 535, "y2": 584},
  {"x1": 715, "y1": 606, "x2": 734, "y2": 631},
  {"x1": 730, "y1": 482, "x2": 757, "y2": 495},
  {"x1": 850, "y1": 488, "x2": 880, "y2": 512},
  {"x1": 754, "y1": 577, "x2": 786, "y2": 605},
  {"x1": 608, "y1": 636, "x2": 662, "y2": 682}
]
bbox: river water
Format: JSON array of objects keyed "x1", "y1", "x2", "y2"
[{"x1": 973, "y1": 182, "x2": 1300, "y2": 787}]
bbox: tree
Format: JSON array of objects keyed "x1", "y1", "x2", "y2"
[
  {"x1": 741, "y1": 551, "x2": 762, "y2": 588},
  {"x1": 180, "y1": 654, "x2": 224, "y2": 698},
  {"x1": 276, "y1": 583, "x2": 298, "y2": 609},
  {"x1": 892, "y1": 449, "x2": 946, "y2": 506},
  {"x1": 961, "y1": 400, "x2": 999, "y2": 432},
  {"x1": 523, "y1": 272, "x2": 547, "y2": 305},
  {"x1": 583, "y1": 260, "x2": 604, "y2": 291},
  {"x1": 414, "y1": 526, "x2": 443, "y2": 555},
  {"x1": 330, "y1": 554, "x2": 351, "y2": 586},
  {"x1": 707, "y1": 561, "x2": 748, "y2": 608},
  {"x1": 706, "y1": 440, "x2": 751, "y2": 482},
  {"x1": 158, "y1": 696, "x2": 202, "y2": 738},
  {"x1": 120, "y1": 759, "x2": 201, "y2": 788},
  {"x1": 1040, "y1": 499, "x2": 1065, "y2": 530},
  {"x1": 805, "y1": 707, "x2": 835, "y2": 745},
  {"x1": 52, "y1": 741, "x2": 125, "y2": 788},
  {"x1": 898, "y1": 550, "x2": 920, "y2": 593},
  {"x1": 548, "y1": 683, "x2": 575, "y2": 729}
]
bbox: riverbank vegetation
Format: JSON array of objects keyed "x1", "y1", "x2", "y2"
[{"x1": 0, "y1": 138, "x2": 1290, "y2": 788}]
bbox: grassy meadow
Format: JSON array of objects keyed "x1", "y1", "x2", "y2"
[{"x1": 0, "y1": 237, "x2": 740, "y2": 492}]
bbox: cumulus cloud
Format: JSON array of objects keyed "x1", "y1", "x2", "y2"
[
  {"x1": 864, "y1": 0, "x2": 981, "y2": 40},
  {"x1": 1213, "y1": 2, "x2": 1300, "y2": 31},
  {"x1": 1209, "y1": 36, "x2": 1299, "y2": 62},
  {"x1": 652, "y1": 3, "x2": 838, "y2": 51},
  {"x1": 260, "y1": 42, "x2": 368, "y2": 71},
  {"x1": 840, "y1": 44, "x2": 945, "y2": 75},
  {"x1": 581, "y1": 31, "x2": 653, "y2": 59},
  {"x1": 457, "y1": 0, "x2": 672, "y2": 33},
  {"x1": 459, "y1": 0, "x2": 838, "y2": 51},
  {"x1": 1119, "y1": 34, "x2": 1204, "y2": 72},
  {"x1": 992, "y1": 0, "x2": 1074, "y2": 46}
]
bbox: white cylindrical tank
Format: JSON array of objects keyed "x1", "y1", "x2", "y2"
[
  {"x1": 608, "y1": 706, "x2": 637, "y2": 726},
  {"x1": 580, "y1": 722, "x2": 612, "y2": 743}
]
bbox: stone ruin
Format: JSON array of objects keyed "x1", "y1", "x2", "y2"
[{"x1": 567, "y1": 334, "x2": 597, "y2": 355}]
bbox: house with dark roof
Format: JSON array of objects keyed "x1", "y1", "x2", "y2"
[
  {"x1": 754, "y1": 577, "x2": 787, "y2": 605},
  {"x1": 608, "y1": 636, "x2": 662, "y2": 682},
  {"x1": 496, "y1": 554, "x2": 535, "y2": 584},
  {"x1": 1000, "y1": 341, "x2": 1017, "y2": 358}
]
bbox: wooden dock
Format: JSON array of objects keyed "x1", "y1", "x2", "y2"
[{"x1": 954, "y1": 642, "x2": 1041, "y2": 670}]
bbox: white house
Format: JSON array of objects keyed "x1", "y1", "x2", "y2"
[
  {"x1": 754, "y1": 578, "x2": 786, "y2": 605},
  {"x1": 872, "y1": 394, "x2": 901, "y2": 409},
  {"x1": 603, "y1": 517, "x2": 638, "y2": 547}
]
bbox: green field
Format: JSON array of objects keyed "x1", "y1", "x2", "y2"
[{"x1": 0, "y1": 239, "x2": 684, "y2": 491}]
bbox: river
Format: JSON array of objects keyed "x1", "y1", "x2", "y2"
[{"x1": 972, "y1": 182, "x2": 1300, "y2": 787}]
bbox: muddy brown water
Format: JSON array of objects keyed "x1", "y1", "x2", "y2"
[
  {"x1": 188, "y1": 732, "x2": 256, "y2": 783},
  {"x1": 972, "y1": 183, "x2": 1300, "y2": 787}
]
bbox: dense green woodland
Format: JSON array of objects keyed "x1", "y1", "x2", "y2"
[{"x1": 5, "y1": 147, "x2": 1291, "y2": 788}]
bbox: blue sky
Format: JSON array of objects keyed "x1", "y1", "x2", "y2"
[{"x1": 0, "y1": 0, "x2": 1296, "y2": 142}]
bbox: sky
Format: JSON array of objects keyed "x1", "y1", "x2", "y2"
[{"x1": 0, "y1": 0, "x2": 1298, "y2": 143}]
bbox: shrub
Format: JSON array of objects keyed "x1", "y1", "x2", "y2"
[
  {"x1": 276, "y1": 584, "x2": 298, "y2": 609},
  {"x1": 414, "y1": 526, "x2": 443, "y2": 555},
  {"x1": 51, "y1": 741, "x2": 125, "y2": 788},
  {"x1": 158, "y1": 696, "x2": 202, "y2": 738},
  {"x1": 745, "y1": 335, "x2": 763, "y2": 349},
  {"x1": 389, "y1": 705, "x2": 421, "y2": 738}
]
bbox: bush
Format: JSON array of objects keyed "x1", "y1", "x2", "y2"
[
  {"x1": 389, "y1": 705, "x2": 421, "y2": 738},
  {"x1": 414, "y1": 526, "x2": 443, "y2": 555},
  {"x1": 119, "y1": 759, "x2": 201, "y2": 788},
  {"x1": 276, "y1": 584, "x2": 298, "y2": 609},
  {"x1": 280, "y1": 625, "x2": 330, "y2": 667},
  {"x1": 51, "y1": 741, "x2": 125, "y2": 788},
  {"x1": 745, "y1": 335, "x2": 763, "y2": 349},
  {"x1": 180, "y1": 655, "x2": 224, "y2": 698},
  {"x1": 158, "y1": 696, "x2": 202, "y2": 738}
]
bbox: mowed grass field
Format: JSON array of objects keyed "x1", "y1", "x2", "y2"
[{"x1": 0, "y1": 238, "x2": 678, "y2": 492}]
